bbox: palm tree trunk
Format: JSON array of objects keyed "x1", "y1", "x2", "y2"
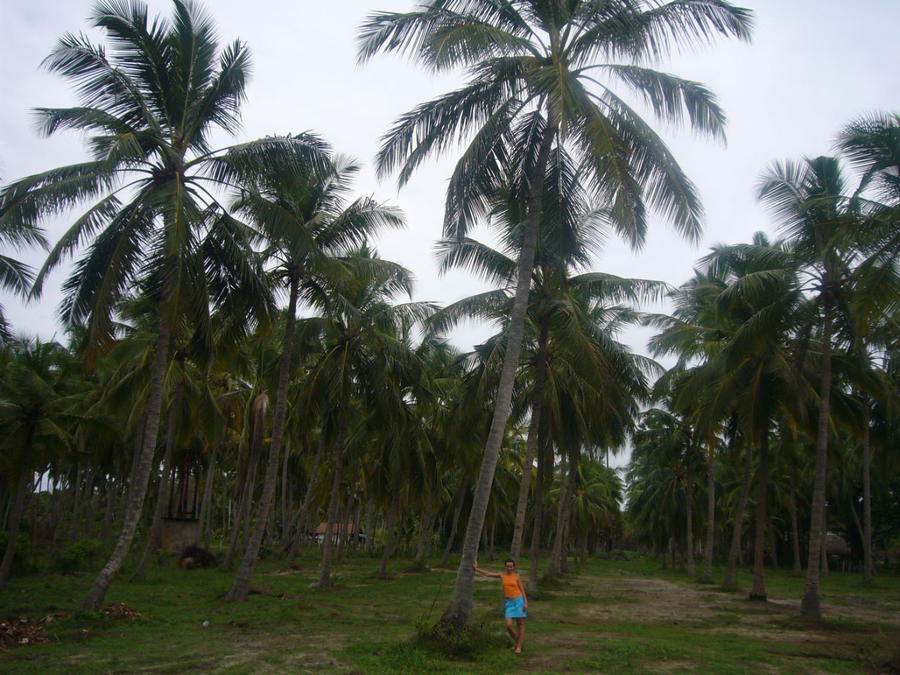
[
  {"x1": 134, "y1": 369, "x2": 184, "y2": 581},
  {"x1": 227, "y1": 276, "x2": 300, "y2": 601},
  {"x1": 442, "y1": 121, "x2": 556, "y2": 628},
  {"x1": 548, "y1": 454, "x2": 570, "y2": 577},
  {"x1": 510, "y1": 325, "x2": 549, "y2": 562},
  {"x1": 100, "y1": 475, "x2": 115, "y2": 542},
  {"x1": 801, "y1": 295, "x2": 833, "y2": 618},
  {"x1": 68, "y1": 463, "x2": 85, "y2": 543},
  {"x1": 440, "y1": 477, "x2": 468, "y2": 567},
  {"x1": 287, "y1": 439, "x2": 326, "y2": 562},
  {"x1": 317, "y1": 423, "x2": 347, "y2": 587},
  {"x1": 414, "y1": 489, "x2": 434, "y2": 566},
  {"x1": 685, "y1": 449, "x2": 695, "y2": 576},
  {"x1": 789, "y1": 463, "x2": 802, "y2": 575},
  {"x1": 529, "y1": 437, "x2": 546, "y2": 592},
  {"x1": 862, "y1": 410, "x2": 873, "y2": 583},
  {"x1": 82, "y1": 314, "x2": 171, "y2": 612},
  {"x1": 281, "y1": 439, "x2": 291, "y2": 545},
  {"x1": 223, "y1": 458, "x2": 255, "y2": 570},
  {"x1": 197, "y1": 442, "x2": 219, "y2": 551},
  {"x1": 750, "y1": 434, "x2": 769, "y2": 600},
  {"x1": 0, "y1": 469, "x2": 30, "y2": 589},
  {"x1": 724, "y1": 445, "x2": 754, "y2": 589},
  {"x1": 703, "y1": 446, "x2": 716, "y2": 583},
  {"x1": 377, "y1": 491, "x2": 400, "y2": 577}
]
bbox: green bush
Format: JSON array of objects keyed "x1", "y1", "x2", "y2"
[
  {"x1": 55, "y1": 537, "x2": 104, "y2": 573},
  {"x1": 0, "y1": 531, "x2": 34, "y2": 574}
]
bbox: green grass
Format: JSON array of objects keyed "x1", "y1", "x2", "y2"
[{"x1": 1, "y1": 551, "x2": 898, "y2": 673}]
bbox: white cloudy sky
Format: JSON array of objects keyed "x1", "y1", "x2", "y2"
[{"x1": 2, "y1": 0, "x2": 898, "y2": 356}]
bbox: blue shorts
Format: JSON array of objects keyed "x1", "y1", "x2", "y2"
[{"x1": 505, "y1": 596, "x2": 527, "y2": 619}]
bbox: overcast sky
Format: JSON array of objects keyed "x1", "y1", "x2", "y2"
[{"x1": 2, "y1": 0, "x2": 898, "y2": 358}]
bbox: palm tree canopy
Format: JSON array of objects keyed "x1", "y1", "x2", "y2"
[{"x1": 359, "y1": 0, "x2": 753, "y2": 245}]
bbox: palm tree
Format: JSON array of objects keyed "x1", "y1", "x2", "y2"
[
  {"x1": 758, "y1": 154, "x2": 895, "y2": 617},
  {"x1": 0, "y1": 0, "x2": 325, "y2": 611},
  {"x1": 225, "y1": 149, "x2": 403, "y2": 600},
  {"x1": 359, "y1": 0, "x2": 751, "y2": 625},
  {"x1": 296, "y1": 245, "x2": 433, "y2": 586},
  {"x1": 0, "y1": 338, "x2": 76, "y2": 588}
]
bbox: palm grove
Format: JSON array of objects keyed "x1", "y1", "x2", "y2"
[{"x1": 0, "y1": 0, "x2": 897, "y2": 629}]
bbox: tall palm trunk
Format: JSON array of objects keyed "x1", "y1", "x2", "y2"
[
  {"x1": 414, "y1": 489, "x2": 435, "y2": 566},
  {"x1": 82, "y1": 314, "x2": 171, "y2": 611},
  {"x1": 724, "y1": 445, "x2": 754, "y2": 589},
  {"x1": 287, "y1": 439, "x2": 326, "y2": 562},
  {"x1": 197, "y1": 442, "x2": 219, "y2": 551},
  {"x1": 703, "y1": 447, "x2": 716, "y2": 583},
  {"x1": 228, "y1": 276, "x2": 300, "y2": 601},
  {"x1": 134, "y1": 369, "x2": 184, "y2": 581},
  {"x1": 685, "y1": 448, "x2": 695, "y2": 575},
  {"x1": 801, "y1": 294, "x2": 833, "y2": 618},
  {"x1": 317, "y1": 423, "x2": 347, "y2": 587},
  {"x1": 377, "y1": 491, "x2": 401, "y2": 577},
  {"x1": 0, "y1": 468, "x2": 30, "y2": 589},
  {"x1": 862, "y1": 410, "x2": 873, "y2": 583},
  {"x1": 788, "y1": 464, "x2": 802, "y2": 575},
  {"x1": 442, "y1": 122, "x2": 556, "y2": 628},
  {"x1": 529, "y1": 436, "x2": 547, "y2": 591},
  {"x1": 548, "y1": 454, "x2": 571, "y2": 577},
  {"x1": 750, "y1": 434, "x2": 769, "y2": 600},
  {"x1": 440, "y1": 477, "x2": 468, "y2": 567},
  {"x1": 510, "y1": 324, "x2": 549, "y2": 561}
]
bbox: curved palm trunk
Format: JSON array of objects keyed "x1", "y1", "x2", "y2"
[
  {"x1": 227, "y1": 277, "x2": 299, "y2": 601},
  {"x1": 0, "y1": 469, "x2": 30, "y2": 589},
  {"x1": 317, "y1": 423, "x2": 347, "y2": 587},
  {"x1": 703, "y1": 448, "x2": 716, "y2": 583},
  {"x1": 801, "y1": 296, "x2": 833, "y2": 618},
  {"x1": 724, "y1": 445, "x2": 754, "y2": 589},
  {"x1": 222, "y1": 458, "x2": 256, "y2": 570},
  {"x1": 749, "y1": 434, "x2": 770, "y2": 600},
  {"x1": 441, "y1": 122, "x2": 556, "y2": 628},
  {"x1": 134, "y1": 370, "x2": 184, "y2": 581},
  {"x1": 82, "y1": 316, "x2": 171, "y2": 612},
  {"x1": 510, "y1": 324, "x2": 549, "y2": 562}
]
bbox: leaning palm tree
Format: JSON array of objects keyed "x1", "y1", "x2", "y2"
[
  {"x1": 0, "y1": 0, "x2": 325, "y2": 611},
  {"x1": 359, "y1": 0, "x2": 752, "y2": 627}
]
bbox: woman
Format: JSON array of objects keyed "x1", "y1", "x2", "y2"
[{"x1": 474, "y1": 557, "x2": 528, "y2": 653}]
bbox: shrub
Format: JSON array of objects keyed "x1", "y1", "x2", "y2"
[
  {"x1": 414, "y1": 616, "x2": 501, "y2": 658},
  {"x1": 55, "y1": 538, "x2": 104, "y2": 573}
]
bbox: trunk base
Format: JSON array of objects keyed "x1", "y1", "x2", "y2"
[
  {"x1": 748, "y1": 591, "x2": 767, "y2": 601},
  {"x1": 800, "y1": 587, "x2": 821, "y2": 618}
]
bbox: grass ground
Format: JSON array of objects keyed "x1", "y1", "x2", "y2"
[{"x1": 1, "y1": 549, "x2": 898, "y2": 673}]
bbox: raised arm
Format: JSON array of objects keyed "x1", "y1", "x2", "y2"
[{"x1": 473, "y1": 559, "x2": 501, "y2": 578}]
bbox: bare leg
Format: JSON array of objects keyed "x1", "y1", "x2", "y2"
[
  {"x1": 505, "y1": 617, "x2": 517, "y2": 644},
  {"x1": 515, "y1": 618, "x2": 525, "y2": 653}
]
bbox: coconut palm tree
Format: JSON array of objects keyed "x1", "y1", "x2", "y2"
[
  {"x1": 359, "y1": 0, "x2": 751, "y2": 626},
  {"x1": 225, "y1": 150, "x2": 404, "y2": 600},
  {"x1": 0, "y1": 0, "x2": 328, "y2": 610},
  {"x1": 758, "y1": 154, "x2": 896, "y2": 617},
  {"x1": 0, "y1": 338, "x2": 77, "y2": 588},
  {"x1": 295, "y1": 245, "x2": 433, "y2": 586}
]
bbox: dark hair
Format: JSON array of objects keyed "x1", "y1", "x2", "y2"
[{"x1": 505, "y1": 558, "x2": 515, "y2": 565}]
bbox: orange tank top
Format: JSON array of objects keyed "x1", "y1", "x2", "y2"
[{"x1": 501, "y1": 573, "x2": 521, "y2": 599}]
